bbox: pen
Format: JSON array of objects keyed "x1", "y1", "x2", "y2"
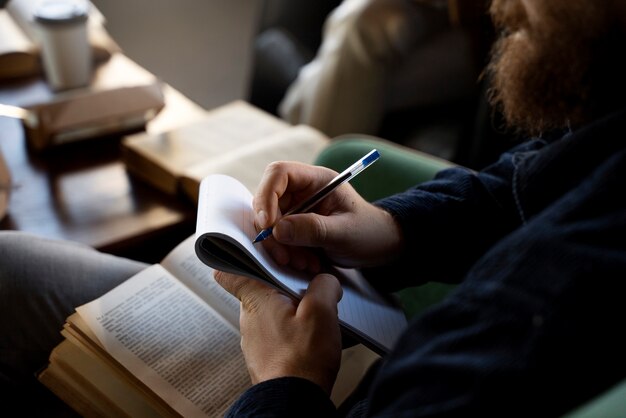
[{"x1": 253, "y1": 148, "x2": 381, "y2": 243}]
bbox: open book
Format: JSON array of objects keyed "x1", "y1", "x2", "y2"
[
  {"x1": 120, "y1": 100, "x2": 331, "y2": 203},
  {"x1": 195, "y1": 174, "x2": 408, "y2": 355},
  {"x1": 0, "y1": 0, "x2": 120, "y2": 81},
  {"x1": 38, "y1": 236, "x2": 248, "y2": 417},
  {"x1": 39, "y1": 235, "x2": 382, "y2": 417}
]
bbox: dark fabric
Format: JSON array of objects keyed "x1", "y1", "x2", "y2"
[
  {"x1": 249, "y1": 28, "x2": 314, "y2": 115},
  {"x1": 0, "y1": 232, "x2": 148, "y2": 417},
  {"x1": 370, "y1": 107, "x2": 626, "y2": 289},
  {"x1": 225, "y1": 377, "x2": 336, "y2": 417},
  {"x1": 225, "y1": 108, "x2": 626, "y2": 417}
]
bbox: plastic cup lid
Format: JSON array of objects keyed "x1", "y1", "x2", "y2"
[{"x1": 34, "y1": 0, "x2": 89, "y2": 25}]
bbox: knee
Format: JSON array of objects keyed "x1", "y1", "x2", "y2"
[
  {"x1": 0, "y1": 232, "x2": 50, "y2": 295},
  {"x1": 0, "y1": 231, "x2": 90, "y2": 294},
  {"x1": 0, "y1": 231, "x2": 33, "y2": 275}
]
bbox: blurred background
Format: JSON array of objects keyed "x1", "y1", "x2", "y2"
[
  {"x1": 91, "y1": 0, "x2": 262, "y2": 110},
  {"x1": 91, "y1": 0, "x2": 511, "y2": 170}
]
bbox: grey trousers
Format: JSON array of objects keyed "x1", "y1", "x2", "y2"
[{"x1": 0, "y1": 231, "x2": 148, "y2": 416}]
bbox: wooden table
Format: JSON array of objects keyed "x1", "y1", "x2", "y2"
[{"x1": 0, "y1": 60, "x2": 209, "y2": 263}]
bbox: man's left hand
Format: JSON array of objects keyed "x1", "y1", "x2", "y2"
[{"x1": 214, "y1": 271, "x2": 343, "y2": 395}]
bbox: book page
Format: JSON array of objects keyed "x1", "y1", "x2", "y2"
[
  {"x1": 195, "y1": 174, "x2": 408, "y2": 355},
  {"x1": 161, "y1": 235, "x2": 240, "y2": 330},
  {"x1": 181, "y1": 124, "x2": 329, "y2": 197},
  {"x1": 60, "y1": 317, "x2": 183, "y2": 416},
  {"x1": 76, "y1": 265, "x2": 251, "y2": 418},
  {"x1": 38, "y1": 360, "x2": 123, "y2": 418},
  {"x1": 122, "y1": 100, "x2": 290, "y2": 179},
  {"x1": 160, "y1": 235, "x2": 382, "y2": 408},
  {"x1": 44, "y1": 338, "x2": 167, "y2": 417}
]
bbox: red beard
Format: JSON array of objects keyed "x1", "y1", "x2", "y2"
[{"x1": 486, "y1": 0, "x2": 624, "y2": 136}]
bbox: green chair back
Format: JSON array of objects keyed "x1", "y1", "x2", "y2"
[{"x1": 314, "y1": 136, "x2": 456, "y2": 319}]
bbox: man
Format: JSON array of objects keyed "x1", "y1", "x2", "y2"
[
  {"x1": 1, "y1": 0, "x2": 625, "y2": 416},
  {"x1": 214, "y1": 0, "x2": 626, "y2": 416}
]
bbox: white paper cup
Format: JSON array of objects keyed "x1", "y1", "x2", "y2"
[{"x1": 34, "y1": 0, "x2": 91, "y2": 91}]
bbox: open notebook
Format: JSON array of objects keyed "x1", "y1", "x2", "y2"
[{"x1": 195, "y1": 174, "x2": 408, "y2": 355}]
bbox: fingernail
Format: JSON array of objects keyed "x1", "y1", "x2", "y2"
[
  {"x1": 275, "y1": 219, "x2": 293, "y2": 242},
  {"x1": 256, "y1": 210, "x2": 268, "y2": 228}
]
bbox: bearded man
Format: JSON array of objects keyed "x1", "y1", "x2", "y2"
[
  {"x1": 210, "y1": 0, "x2": 626, "y2": 416},
  {"x1": 1, "y1": 0, "x2": 626, "y2": 416}
]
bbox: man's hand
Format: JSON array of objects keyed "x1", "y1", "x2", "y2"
[
  {"x1": 214, "y1": 270, "x2": 343, "y2": 395},
  {"x1": 253, "y1": 161, "x2": 404, "y2": 272}
]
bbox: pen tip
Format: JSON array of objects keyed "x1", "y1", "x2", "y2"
[
  {"x1": 252, "y1": 228, "x2": 271, "y2": 244},
  {"x1": 255, "y1": 226, "x2": 275, "y2": 243}
]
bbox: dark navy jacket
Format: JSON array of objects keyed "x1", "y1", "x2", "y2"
[{"x1": 226, "y1": 108, "x2": 626, "y2": 417}]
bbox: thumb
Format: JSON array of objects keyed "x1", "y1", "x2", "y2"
[
  {"x1": 274, "y1": 212, "x2": 342, "y2": 247},
  {"x1": 214, "y1": 270, "x2": 269, "y2": 303},
  {"x1": 298, "y1": 274, "x2": 343, "y2": 318}
]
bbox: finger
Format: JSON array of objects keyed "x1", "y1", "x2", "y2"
[
  {"x1": 214, "y1": 270, "x2": 269, "y2": 302},
  {"x1": 287, "y1": 245, "x2": 322, "y2": 273},
  {"x1": 272, "y1": 185, "x2": 363, "y2": 248},
  {"x1": 252, "y1": 163, "x2": 289, "y2": 229},
  {"x1": 253, "y1": 162, "x2": 337, "y2": 229},
  {"x1": 271, "y1": 242, "x2": 322, "y2": 273},
  {"x1": 215, "y1": 271, "x2": 294, "y2": 316},
  {"x1": 298, "y1": 274, "x2": 343, "y2": 319},
  {"x1": 273, "y1": 212, "x2": 345, "y2": 248},
  {"x1": 259, "y1": 227, "x2": 322, "y2": 272}
]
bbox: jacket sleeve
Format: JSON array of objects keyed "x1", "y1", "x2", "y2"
[
  {"x1": 362, "y1": 139, "x2": 547, "y2": 291},
  {"x1": 225, "y1": 377, "x2": 338, "y2": 418}
]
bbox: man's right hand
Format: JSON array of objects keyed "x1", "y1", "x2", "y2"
[{"x1": 253, "y1": 161, "x2": 403, "y2": 272}]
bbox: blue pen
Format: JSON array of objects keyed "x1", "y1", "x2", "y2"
[{"x1": 253, "y1": 149, "x2": 381, "y2": 243}]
